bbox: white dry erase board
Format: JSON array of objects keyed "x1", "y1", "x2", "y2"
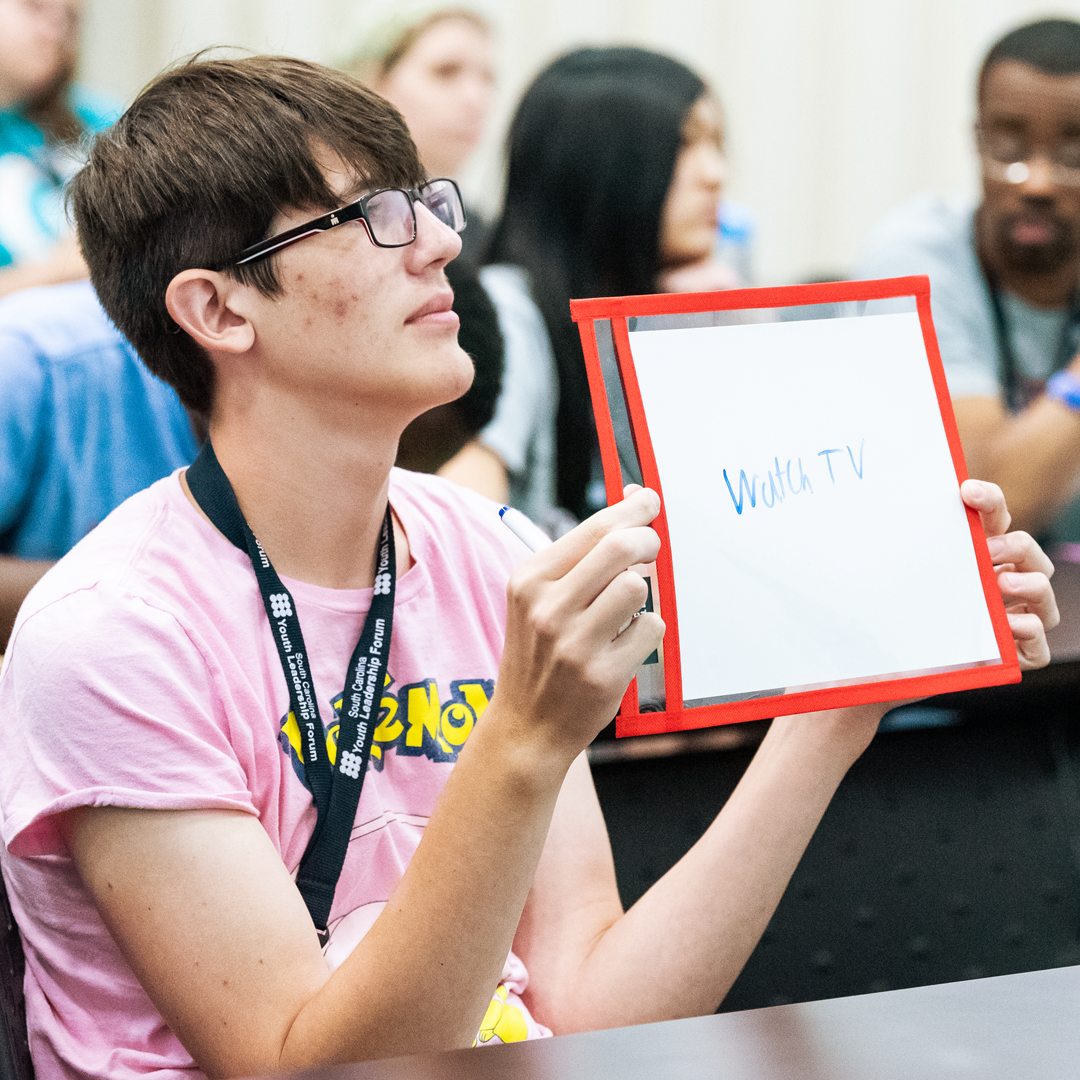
[{"x1": 570, "y1": 276, "x2": 1019, "y2": 737}]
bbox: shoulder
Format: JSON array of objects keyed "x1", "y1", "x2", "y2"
[
  {"x1": 858, "y1": 195, "x2": 978, "y2": 279},
  {"x1": 0, "y1": 478, "x2": 264, "y2": 858},
  {"x1": 68, "y1": 84, "x2": 123, "y2": 132},
  {"x1": 11, "y1": 473, "x2": 231, "y2": 638},
  {"x1": 0, "y1": 280, "x2": 126, "y2": 358},
  {"x1": 478, "y1": 265, "x2": 556, "y2": 377},
  {"x1": 390, "y1": 468, "x2": 525, "y2": 576},
  {"x1": 0, "y1": 282, "x2": 142, "y2": 418},
  {"x1": 0, "y1": 106, "x2": 43, "y2": 156}
]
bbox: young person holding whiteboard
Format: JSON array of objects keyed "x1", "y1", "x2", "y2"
[{"x1": 0, "y1": 54, "x2": 1058, "y2": 1080}]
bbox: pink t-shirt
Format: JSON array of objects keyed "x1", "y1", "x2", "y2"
[{"x1": 0, "y1": 468, "x2": 551, "y2": 1079}]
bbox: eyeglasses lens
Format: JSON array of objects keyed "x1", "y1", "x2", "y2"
[
  {"x1": 979, "y1": 130, "x2": 1080, "y2": 185},
  {"x1": 365, "y1": 190, "x2": 416, "y2": 246},
  {"x1": 421, "y1": 180, "x2": 466, "y2": 232}
]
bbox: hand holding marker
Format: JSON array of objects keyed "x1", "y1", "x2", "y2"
[{"x1": 499, "y1": 506, "x2": 647, "y2": 631}]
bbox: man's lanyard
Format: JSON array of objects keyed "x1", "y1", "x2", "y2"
[
  {"x1": 186, "y1": 440, "x2": 396, "y2": 944},
  {"x1": 984, "y1": 267, "x2": 1080, "y2": 412}
]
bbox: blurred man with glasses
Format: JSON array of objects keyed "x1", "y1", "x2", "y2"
[{"x1": 860, "y1": 18, "x2": 1080, "y2": 543}]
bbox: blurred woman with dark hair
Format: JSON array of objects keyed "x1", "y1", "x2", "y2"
[
  {"x1": 445, "y1": 47, "x2": 734, "y2": 525},
  {"x1": 0, "y1": 0, "x2": 117, "y2": 297}
]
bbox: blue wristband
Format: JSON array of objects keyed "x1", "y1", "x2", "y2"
[{"x1": 1046, "y1": 370, "x2": 1080, "y2": 413}]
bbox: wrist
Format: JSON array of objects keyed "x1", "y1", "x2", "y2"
[
  {"x1": 463, "y1": 699, "x2": 577, "y2": 794},
  {"x1": 765, "y1": 702, "x2": 889, "y2": 772},
  {"x1": 1047, "y1": 369, "x2": 1080, "y2": 413}
]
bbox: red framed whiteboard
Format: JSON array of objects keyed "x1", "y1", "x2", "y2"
[{"x1": 570, "y1": 276, "x2": 1020, "y2": 738}]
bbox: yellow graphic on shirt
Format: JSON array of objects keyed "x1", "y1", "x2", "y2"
[
  {"x1": 279, "y1": 673, "x2": 494, "y2": 783},
  {"x1": 474, "y1": 984, "x2": 529, "y2": 1046}
]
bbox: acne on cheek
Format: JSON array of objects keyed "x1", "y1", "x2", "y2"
[{"x1": 330, "y1": 294, "x2": 363, "y2": 320}]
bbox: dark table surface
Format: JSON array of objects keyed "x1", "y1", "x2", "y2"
[{"x1": 244, "y1": 963, "x2": 1080, "y2": 1080}]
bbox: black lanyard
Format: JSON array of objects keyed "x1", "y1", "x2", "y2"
[
  {"x1": 186, "y1": 440, "x2": 395, "y2": 943},
  {"x1": 984, "y1": 267, "x2": 1080, "y2": 412}
]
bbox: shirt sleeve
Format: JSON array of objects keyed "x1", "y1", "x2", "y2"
[
  {"x1": 923, "y1": 283, "x2": 1002, "y2": 400},
  {"x1": 0, "y1": 332, "x2": 47, "y2": 541},
  {"x1": 856, "y1": 203, "x2": 1001, "y2": 401},
  {"x1": 478, "y1": 267, "x2": 556, "y2": 475},
  {"x1": 0, "y1": 585, "x2": 258, "y2": 858}
]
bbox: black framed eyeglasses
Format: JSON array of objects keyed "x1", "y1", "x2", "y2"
[{"x1": 229, "y1": 177, "x2": 466, "y2": 267}]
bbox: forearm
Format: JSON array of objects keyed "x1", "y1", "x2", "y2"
[
  {"x1": 279, "y1": 715, "x2": 572, "y2": 1066},
  {"x1": 537, "y1": 705, "x2": 886, "y2": 1033},
  {"x1": 0, "y1": 556, "x2": 55, "y2": 651},
  {"x1": 72, "y1": 717, "x2": 573, "y2": 1076},
  {"x1": 957, "y1": 390, "x2": 1080, "y2": 535}
]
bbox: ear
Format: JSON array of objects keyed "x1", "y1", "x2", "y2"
[{"x1": 165, "y1": 270, "x2": 255, "y2": 356}]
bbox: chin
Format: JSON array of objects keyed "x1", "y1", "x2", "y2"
[
  {"x1": 425, "y1": 344, "x2": 475, "y2": 409},
  {"x1": 995, "y1": 213, "x2": 1078, "y2": 275}
]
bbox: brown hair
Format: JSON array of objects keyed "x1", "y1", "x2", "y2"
[
  {"x1": 69, "y1": 54, "x2": 424, "y2": 414},
  {"x1": 343, "y1": 8, "x2": 491, "y2": 85},
  {"x1": 26, "y1": 56, "x2": 82, "y2": 143}
]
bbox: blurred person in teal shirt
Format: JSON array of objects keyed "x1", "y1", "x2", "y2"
[{"x1": 0, "y1": 0, "x2": 118, "y2": 297}]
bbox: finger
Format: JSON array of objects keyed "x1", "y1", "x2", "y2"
[
  {"x1": 541, "y1": 488, "x2": 661, "y2": 579},
  {"x1": 1008, "y1": 611, "x2": 1051, "y2": 671},
  {"x1": 999, "y1": 570, "x2": 1060, "y2": 632},
  {"x1": 623, "y1": 483, "x2": 643, "y2": 497},
  {"x1": 504, "y1": 526, "x2": 660, "y2": 669},
  {"x1": 581, "y1": 566, "x2": 650, "y2": 640},
  {"x1": 961, "y1": 478, "x2": 1011, "y2": 537},
  {"x1": 602, "y1": 610, "x2": 665, "y2": 670},
  {"x1": 985, "y1": 530, "x2": 1054, "y2": 578},
  {"x1": 560, "y1": 525, "x2": 662, "y2": 609}
]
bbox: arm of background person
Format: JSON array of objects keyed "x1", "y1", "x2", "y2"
[
  {"x1": 953, "y1": 386, "x2": 1080, "y2": 536},
  {"x1": 61, "y1": 490, "x2": 665, "y2": 1078},
  {"x1": 0, "y1": 321, "x2": 53, "y2": 651},
  {"x1": 468, "y1": 266, "x2": 554, "y2": 513},
  {"x1": 438, "y1": 438, "x2": 509, "y2": 502},
  {"x1": 0, "y1": 556, "x2": 54, "y2": 652},
  {"x1": 854, "y1": 204, "x2": 1080, "y2": 537},
  {"x1": 513, "y1": 479, "x2": 1057, "y2": 1033}
]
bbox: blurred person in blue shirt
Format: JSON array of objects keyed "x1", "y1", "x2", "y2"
[{"x1": 0, "y1": 281, "x2": 201, "y2": 649}]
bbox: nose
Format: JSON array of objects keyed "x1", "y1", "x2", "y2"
[
  {"x1": 462, "y1": 70, "x2": 494, "y2": 116},
  {"x1": 1020, "y1": 153, "x2": 1058, "y2": 197},
  {"x1": 408, "y1": 200, "x2": 462, "y2": 270},
  {"x1": 701, "y1": 147, "x2": 726, "y2": 194}
]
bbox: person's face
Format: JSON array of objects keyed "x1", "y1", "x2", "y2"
[
  {"x1": 0, "y1": 0, "x2": 79, "y2": 108},
  {"x1": 658, "y1": 96, "x2": 726, "y2": 269},
  {"x1": 978, "y1": 59, "x2": 1080, "y2": 276},
  {"x1": 234, "y1": 163, "x2": 473, "y2": 424},
  {"x1": 375, "y1": 18, "x2": 494, "y2": 179}
]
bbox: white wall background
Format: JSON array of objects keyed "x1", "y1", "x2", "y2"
[{"x1": 77, "y1": 0, "x2": 1080, "y2": 284}]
